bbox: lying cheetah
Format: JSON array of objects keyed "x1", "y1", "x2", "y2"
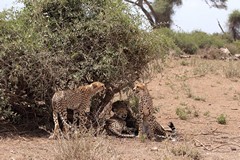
[
  {"x1": 133, "y1": 83, "x2": 176, "y2": 140},
  {"x1": 105, "y1": 101, "x2": 136, "y2": 138},
  {"x1": 112, "y1": 100, "x2": 139, "y2": 135},
  {"x1": 49, "y1": 82, "x2": 106, "y2": 139}
]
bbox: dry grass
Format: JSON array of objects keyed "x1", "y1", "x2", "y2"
[
  {"x1": 171, "y1": 144, "x2": 201, "y2": 160},
  {"x1": 54, "y1": 130, "x2": 117, "y2": 160},
  {"x1": 190, "y1": 57, "x2": 240, "y2": 79},
  {"x1": 190, "y1": 58, "x2": 218, "y2": 76},
  {"x1": 224, "y1": 62, "x2": 240, "y2": 78}
]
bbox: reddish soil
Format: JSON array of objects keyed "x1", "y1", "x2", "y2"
[{"x1": 1, "y1": 57, "x2": 240, "y2": 160}]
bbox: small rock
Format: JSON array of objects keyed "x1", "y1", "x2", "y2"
[
  {"x1": 231, "y1": 147, "x2": 237, "y2": 151},
  {"x1": 150, "y1": 146, "x2": 158, "y2": 151},
  {"x1": 234, "y1": 54, "x2": 240, "y2": 58}
]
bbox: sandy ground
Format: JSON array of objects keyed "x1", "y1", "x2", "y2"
[{"x1": 1, "y1": 57, "x2": 240, "y2": 160}]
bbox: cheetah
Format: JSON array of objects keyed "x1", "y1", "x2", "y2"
[
  {"x1": 105, "y1": 102, "x2": 136, "y2": 138},
  {"x1": 49, "y1": 82, "x2": 106, "y2": 139},
  {"x1": 133, "y1": 83, "x2": 176, "y2": 140},
  {"x1": 111, "y1": 100, "x2": 139, "y2": 135}
]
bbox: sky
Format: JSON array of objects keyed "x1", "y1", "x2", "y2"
[
  {"x1": 172, "y1": 0, "x2": 240, "y2": 33},
  {"x1": 0, "y1": 0, "x2": 239, "y2": 34}
]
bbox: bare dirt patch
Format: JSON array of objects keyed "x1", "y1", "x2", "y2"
[{"x1": 1, "y1": 57, "x2": 240, "y2": 159}]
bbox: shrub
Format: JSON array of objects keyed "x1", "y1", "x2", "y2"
[
  {"x1": 233, "y1": 40, "x2": 240, "y2": 50},
  {"x1": 229, "y1": 40, "x2": 240, "y2": 54},
  {"x1": 0, "y1": 0, "x2": 168, "y2": 126},
  {"x1": 174, "y1": 32, "x2": 198, "y2": 54},
  {"x1": 191, "y1": 31, "x2": 212, "y2": 48}
]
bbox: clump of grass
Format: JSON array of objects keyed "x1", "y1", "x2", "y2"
[
  {"x1": 203, "y1": 111, "x2": 210, "y2": 117},
  {"x1": 193, "y1": 96, "x2": 206, "y2": 102},
  {"x1": 176, "y1": 106, "x2": 200, "y2": 119},
  {"x1": 224, "y1": 62, "x2": 240, "y2": 78},
  {"x1": 193, "y1": 110, "x2": 199, "y2": 117},
  {"x1": 181, "y1": 83, "x2": 193, "y2": 98},
  {"x1": 171, "y1": 145, "x2": 201, "y2": 160},
  {"x1": 217, "y1": 114, "x2": 227, "y2": 125},
  {"x1": 176, "y1": 107, "x2": 191, "y2": 120},
  {"x1": 140, "y1": 133, "x2": 147, "y2": 143},
  {"x1": 180, "y1": 60, "x2": 189, "y2": 66}
]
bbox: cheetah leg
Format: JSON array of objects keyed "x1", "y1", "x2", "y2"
[
  {"x1": 49, "y1": 111, "x2": 60, "y2": 139},
  {"x1": 72, "y1": 112, "x2": 88, "y2": 133},
  {"x1": 72, "y1": 111, "x2": 80, "y2": 131},
  {"x1": 79, "y1": 113, "x2": 88, "y2": 129},
  {"x1": 59, "y1": 110, "x2": 71, "y2": 137},
  {"x1": 137, "y1": 115, "x2": 145, "y2": 138},
  {"x1": 148, "y1": 124, "x2": 156, "y2": 141},
  {"x1": 73, "y1": 111, "x2": 79, "y2": 126}
]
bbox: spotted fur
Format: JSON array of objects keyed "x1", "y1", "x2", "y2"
[
  {"x1": 105, "y1": 104, "x2": 136, "y2": 138},
  {"x1": 133, "y1": 83, "x2": 175, "y2": 140},
  {"x1": 49, "y1": 82, "x2": 105, "y2": 139}
]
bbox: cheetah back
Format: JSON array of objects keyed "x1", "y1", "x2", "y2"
[{"x1": 49, "y1": 82, "x2": 105, "y2": 139}]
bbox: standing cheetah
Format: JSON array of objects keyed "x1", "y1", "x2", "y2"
[
  {"x1": 49, "y1": 82, "x2": 105, "y2": 139},
  {"x1": 133, "y1": 83, "x2": 175, "y2": 140}
]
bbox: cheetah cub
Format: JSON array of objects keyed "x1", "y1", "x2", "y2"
[{"x1": 105, "y1": 101, "x2": 136, "y2": 138}]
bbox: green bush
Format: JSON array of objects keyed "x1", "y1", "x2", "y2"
[
  {"x1": 225, "y1": 40, "x2": 240, "y2": 55},
  {"x1": 233, "y1": 40, "x2": 240, "y2": 49},
  {"x1": 150, "y1": 28, "x2": 181, "y2": 56},
  {"x1": 0, "y1": 0, "x2": 168, "y2": 125},
  {"x1": 174, "y1": 33, "x2": 198, "y2": 54},
  {"x1": 156, "y1": 28, "x2": 231, "y2": 55},
  {"x1": 217, "y1": 114, "x2": 227, "y2": 124},
  {"x1": 191, "y1": 31, "x2": 212, "y2": 48}
]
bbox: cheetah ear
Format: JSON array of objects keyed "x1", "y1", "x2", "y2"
[
  {"x1": 89, "y1": 83, "x2": 94, "y2": 89},
  {"x1": 112, "y1": 107, "x2": 117, "y2": 113}
]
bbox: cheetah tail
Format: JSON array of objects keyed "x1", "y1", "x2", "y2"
[{"x1": 108, "y1": 128, "x2": 136, "y2": 138}]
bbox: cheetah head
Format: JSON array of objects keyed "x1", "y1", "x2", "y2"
[
  {"x1": 89, "y1": 81, "x2": 106, "y2": 93},
  {"x1": 133, "y1": 83, "x2": 147, "y2": 94},
  {"x1": 113, "y1": 107, "x2": 128, "y2": 120}
]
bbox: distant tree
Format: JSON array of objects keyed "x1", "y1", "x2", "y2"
[
  {"x1": 228, "y1": 10, "x2": 240, "y2": 40},
  {"x1": 204, "y1": 0, "x2": 227, "y2": 9},
  {"x1": 124, "y1": 0, "x2": 227, "y2": 29},
  {"x1": 152, "y1": 0, "x2": 182, "y2": 28},
  {"x1": 125, "y1": 0, "x2": 182, "y2": 28}
]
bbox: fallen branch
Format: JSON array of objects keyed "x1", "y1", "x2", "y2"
[{"x1": 194, "y1": 139, "x2": 212, "y2": 151}]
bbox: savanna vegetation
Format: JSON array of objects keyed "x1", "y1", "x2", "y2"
[
  {"x1": 0, "y1": 0, "x2": 174, "y2": 128},
  {"x1": 0, "y1": 0, "x2": 240, "y2": 131}
]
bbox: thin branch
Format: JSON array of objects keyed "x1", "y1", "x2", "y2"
[
  {"x1": 217, "y1": 19, "x2": 225, "y2": 34},
  {"x1": 124, "y1": 0, "x2": 155, "y2": 27},
  {"x1": 143, "y1": 0, "x2": 157, "y2": 23},
  {"x1": 124, "y1": 0, "x2": 138, "y2": 5}
]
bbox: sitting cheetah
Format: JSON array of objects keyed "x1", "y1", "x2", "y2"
[
  {"x1": 133, "y1": 83, "x2": 176, "y2": 140},
  {"x1": 105, "y1": 102, "x2": 136, "y2": 138},
  {"x1": 49, "y1": 82, "x2": 106, "y2": 139}
]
